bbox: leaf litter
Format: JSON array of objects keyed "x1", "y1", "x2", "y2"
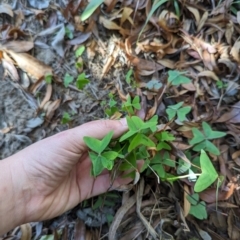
[{"x1": 1, "y1": 0, "x2": 240, "y2": 239}]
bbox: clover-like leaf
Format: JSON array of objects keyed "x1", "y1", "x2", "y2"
[
  {"x1": 189, "y1": 128, "x2": 205, "y2": 145},
  {"x1": 89, "y1": 152, "x2": 104, "y2": 176},
  {"x1": 177, "y1": 106, "x2": 191, "y2": 121},
  {"x1": 194, "y1": 150, "x2": 218, "y2": 192},
  {"x1": 189, "y1": 202, "x2": 207, "y2": 220},
  {"x1": 128, "y1": 133, "x2": 155, "y2": 152},
  {"x1": 202, "y1": 122, "x2": 226, "y2": 140},
  {"x1": 168, "y1": 70, "x2": 191, "y2": 85}
]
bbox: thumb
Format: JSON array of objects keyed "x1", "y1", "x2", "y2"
[{"x1": 56, "y1": 118, "x2": 128, "y2": 154}]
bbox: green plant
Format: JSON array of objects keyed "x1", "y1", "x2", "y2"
[
  {"x1": 125, "y1": 68, "x2": 133, "y2": 84},
  {"x1": 75, "y1": 46, "x2": 85, "y2": 57},
  {"x1": 189, "y1": 122, "x2": 226, "y2": 155},
  {"x1": 167, "y1": 70, "x2": 191, "y2": 86},
  {"x1": 187, "y1": 193, "x2": 207, "y2": 220},
  {"x1": 216, "y1": 80, "x2": 227, "y2": 89},
  {"x1": 81, "y1": 0, "x2": 105, "y2": 21},
  {"x1": 173, "y1": 0, "x2": 180, "y2": 18},
  {"x1": 45, "y1": 73, "x2": 52, "y2": 84},
  {"x1": 146, "y1": 79, "x2": 162, "y2": 91},
  {"x1": 166, "y1": 101, "x2": 191, "y2": 122},
  {"x1": 61, "y1": 112, "x2": 71, "y2": 124},
  {"x1": 104, "y1": 93, "x2": 118, "y2": 117},
  {"x1": 65, "y1": 27, "x2": 73, "y2": 39},
  {"x1": 76, "y1": 73, "x2": 90, "y2": 90},
  {"x1": 63, "y1": 73, "x2": 74, "y2": 87},
  {"x1": 122, "y1": 95, "x2": 141, "y2": 115}
]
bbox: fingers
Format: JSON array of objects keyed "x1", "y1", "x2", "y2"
[{"x1": 55, "y1": 118, "x2": 128, "y2": 154}]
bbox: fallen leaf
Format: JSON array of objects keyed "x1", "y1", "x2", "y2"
[{"x1": 0, "y1": 4, "x2": 13, "y2": 17}]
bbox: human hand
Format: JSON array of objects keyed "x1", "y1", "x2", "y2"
[{"x1": 1, "y1": 119, "x2": 134, "y2": 233}]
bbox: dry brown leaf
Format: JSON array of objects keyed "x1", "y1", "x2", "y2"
[
  {"x1": 2, "y1": 58, "x2": 19, "y2": 81},
  {"x1": 39, "y1": 84, "x2": 53, "y2": 109},
  {"x1": 2, "y1": 41, "x2": 34, "y2": 52},
  {"x1": 198, "y1": 71, "x2": 219, "y2": 81},
  {"x1": 216, "y1": 101, "x2": 240, "y2": 123},
  {"x1": 228, "y1": 210, "x2": 240, "y2": 240},
  {"x1": 20, "y1": 223, "x2": 32, "y2": 240},
  {"x1": 186, "y1": 6, "x2": 200, "y2": 26},
  {"x1": 120, "y1": 7, "x2": 133, "y2": 26},
  {"x1": 225, "y1": 21, "x2": 234, "y2": 45},
  {"x1": 0, "y1": 126, "x2": 13, "y2": 134},
  {"x1": 197, "y1": 11, "x2": 208, "y2": 32},
  {"x1": 184, "y1": 184, "x2": 191, "y2": 217},
  {"x1": 5, "y1": 50, "x2": 53, "y2": 80},
  {"x1": 45, "y1": 99, "x2": 61, "y2": 120},
  {"x1": 182, "y1": 82, "x2": 196, "y2": 91},
  {"x1": 230, "y1": 40, "x2": 240, "y2": 62},
  {"x1": 0, "y1": 4, "x2": 13, "y2": 17}
]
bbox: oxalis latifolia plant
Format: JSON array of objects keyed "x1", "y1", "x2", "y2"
[{"x1": 83, "y1": 70, "x2": 227, "y2": 220}]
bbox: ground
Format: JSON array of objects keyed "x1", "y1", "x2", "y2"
[{"x1": 1, "y1": 0, "x2": 240, "y2": 239}]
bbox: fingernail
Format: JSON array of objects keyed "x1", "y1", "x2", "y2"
[{"x1": 119, "y1": 118, "x2": 128, "y2": 127}]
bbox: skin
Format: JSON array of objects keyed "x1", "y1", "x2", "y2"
[{"x1": 0, "y1": 118, "x2": 135, "y2": 235}]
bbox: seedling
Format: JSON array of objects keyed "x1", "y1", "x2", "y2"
[
  {"x1": 76, "y1": 73, "x2": 90, "y2": 90},
  {"x1": 75, "y1": 46, "x2": 85, "y2": 57},
  {"x1": 189, "y1": 122, "x2": 226, "y2": 155},
  {"x1": 155, "y1": 131, "x2": 175, "y2": 150},
  {"x1": 166, "y1": 101, "x2": 191, "y2": 122},
  {"x1": 126, "y1": 68, "x2": 133, "y2": 84},
  {"x1": 45, "y1": 73, "x2": 52, "y2": 84},
  {"x1": 167, "y1": 70, "x2": 191, "y2": 86},
  {"x1": 63, "y1": 73, "x2": 74, "y2": 87},
  {"x1": 216, "y1": 80, "x2": 228, "y2": 89},
  {"x1": 146, "y1": 79, "x2": 162, "y2": 91},
  {"x1": 65, "y1": 27, "x2": 73, "y2": 39},
  {"x1": 187, "y1": 193, "x2": 207, "y2": 220},
  {"x1": 61, "y1": 112, "x2": 71, "y2": 124},
  {"x1": 104, "y1": 93, "x2": 118, "y2": 117},
  {"x1": 122, "y1": 95, "x2": 141, "y2": 115}
]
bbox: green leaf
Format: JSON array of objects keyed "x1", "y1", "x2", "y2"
[
  {"x1": 83, "y1": 137, "x2": 103, "y2": 154},
  {"x1": 202, "y1": 122, "x2": 226, "y2": 140},
  {"x1": 138, "y1": 0, "x2": 168, "y2": 40},
  {"x1": 166, "y1": 108, "x2": 176, "y2": 120},
  {"x1": 189, "y1": 202, "x2": 207, "y2": 220},
  {"x1": 119, "y1": 130, "x2": 137, "y2": 142},
  {"x1": 101, "y1": 155, "x2": 114, "y2": 170},
  {"x1": 132, "y1": 96, "x2": 141, "y2": 110},
  {"x1": 189, "y1": 128, "x2": 205, "y2": 145},
  {"x1": 126, "y1": 116, "x2": 139, "y2": 131},
  {"x1": 99, "y1": 131, "x2": 114, "y2": 153},
  {"x1": 168, "y1": 101, "x2": 184, "y2": 110},
  {"x1": 152, "y1": 164, "x2": 166, "y2": 178},
  {"x1": 157, "y1": 131, "x2": 175, "y2": 141},
  {"x1": 102, "y1": 151, "x2": 118, "y2": 161},
  {"x1": 92, "y1": 196, "x2": 103, "y2": 210},
  {"x1": 131, "y1": 116, "x2": 144, "y2": 129},
  {"x1": 75, "y1": 46, "x2": 85, "y2": 57},
  {"x1": 65, "y1": 27, "x2": 73, "y2": 39},
  {"x1": 63, "y1": 73, "x2": 74, "y2": 87},
  {"x1": 156, "y1": 141, "x2": 171, "y2": 151},
  {"x1": 146, "y1": 79, "x2": 162, "y2": 90},
  {"x1": 186, "y1": 193, "x2": 199, "y2": 205},
  {"x1": 76, "y1": 73, "x2": 90, "y2": 89},
  {"x1": 192, "y1": 141, "x2": 206, "y2": 152},
  {"x1": 177, "y1": 106, "x2": 191, "y2": 121},
  {"x1": 177, "y1": 158, "x2": 191, "y2": 174},
  {"x1": 205, "y1": 140, "x2": 220, "y2": 155},
  {"x1": 45, "y1": 74, "x2": 52, "y2": 84},
  {"x1": 83, "y1": 131, "x2": 113, "y2": 154},
  {"x1": 61, "y1": 112, "x2": 71, "y2": 124},
  {"x1": 81, "y1": 0, "x2": 105, "y2": 21},
  {"x1": 194, "y1": 150, "x2": 218, "y2": 192},
  {"x1": 126, "y1": 68, "x2": 133, "y2": 84},
  {"x1": 109, "y1": 98, "x2": 117, "y2": 107},
  {"x1": 128, "y1": 133, "x2": 155, "y2": 152},
  {"x1": 89, "y1": 152, "x2": 105, "y2": 176},
  {"x1": 168, "y1": 70, "x2": 191, "y2": 85}
]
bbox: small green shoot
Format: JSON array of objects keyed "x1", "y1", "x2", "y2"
[
  {"x1": 63, "y1": 73, "x2": 74, "y2": 88},
  {"x1": 187, "y1": 193, "x2": 207, "y2": 220},
  {"x1": 168, "y1": 70, "x2": 191, "y2": 86},
  {"x1": 194, "y1": 150, "x2": 218, "y2": 192},
  {"x1": 173, "y1": 0, "x2": 180, "y2": 18},
  {"x1": 122, "y1": 95, "x2": 141, "y2": 115},
  {"x1": 83, "y1": 131, "x2": 119, "y2": 176},
  {"x1": 126, "y1": 68, "x2": 133, "y2": 84},
  {"x1": 81, "y1": 0, "x2": 105, "y2": 21},
  {"x1": 189, "y1": 122, "x2": 226, "y2": 155},
  {"x1": 76, "y1": 73, "x2": 90, "y2": 90},
  {"x1": 166, "y1": 101, "x2": 191, "y2": 122},
  {"x1": 45, "y1": 74, "x2": 52, "y2": 84},
  {"x1": 216, "y1": 80, "x2": 227, "y2": 89},
  {"x1": 155, "y1": 131, "x2": 175, "y2": 150},
  {"x1": 61, "y1": 112, "x2": 71, "y2": 124},
  {"x1": 75, "y1": 46, "x2": 85, "y2": 57},
  {"x1": 65, "y1": 27, "x2": 73, "y2": 39}
]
